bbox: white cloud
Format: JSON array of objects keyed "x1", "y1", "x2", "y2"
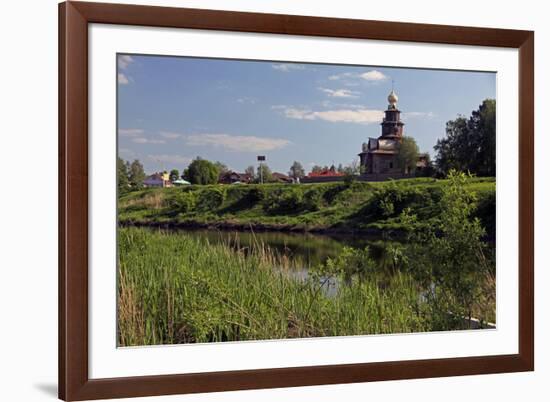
[
  {"x1": 118, "y1": 73, "x2": 130, "y2": 85},
  {"x1": 319, "y1": 88, "x2": 360, "y2": 98},
  {"x1": 237, "y1": 97, "x2": 257, "y2": 104},
  {"x1": 282, "y1": 108, "x2": 316, "y2": 120},
  {"x1": 328, "y1": 70, "x2": 388, "y2": 85},
  {"x1": 118, "y1": 128, "x2": 144, "y2": 137},
  {"x1": 132, "y1": 137, "x2": 166, "y2": 144},
  {"x1": 281, "y1": 107, "x2": 383, "y2": 124},
  {"x1": 272, "y1": 63, "x2": 305, "y2": 72},
  {"x1": 185, "y1": 133, "x2": 290, "y2": 152},
  {"x1": 328, "y1": 72, "x2": 355, "y2": 81},
  {"x1": 360, "y1": 70, "x2": 388, "y2": 81},
  {"x1": 402, "y1": 111, "x2": 435, "y2": 120},
  {"x1": 118, "y1": 55, "x2": 134, "y2": 69},
  {"x1": 147, "y1": 154, "x2": 193, "y2": 166},
  {"x1": 159, "y1": 131, "x2": 183, "y2": 139}
]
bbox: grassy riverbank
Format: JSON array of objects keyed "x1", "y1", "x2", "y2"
[
  {"x1": 119, "y1": 227, "x2": 437, "y2": 346},
  {"x1": 118, "y1": 177, "x2": 495, "y2": 236}
]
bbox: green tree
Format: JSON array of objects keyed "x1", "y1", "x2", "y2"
[
  {"x1": 128, "y1": 159, "x2": 146, "y2": 190},
  {"x1": 184, "y1": 158, "x2": 220, "y2": 185},
  {"x1": 169, "y1": 169, "x2": 180, "y2": 182},
  {"x1": 402, "y1": 170, "x2": 493, "y2": 328},
  {"x1": 397, "y1": 136, "x2": 420, "y2": 174},
  {"x1": 256, "y1": 164, "x2": 273, "y2": 184},
  {"x1": 117, "y1": 157, "x2": 129, "y2": 195},
  {"x1": 434, "y1": 99, "x2": 496, "y2": 176},
  {"x1": 288, "y1": 161, "x2": 305, "y2": 179}
]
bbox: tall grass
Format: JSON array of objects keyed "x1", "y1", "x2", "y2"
[{"x1": 118, "y1": 227, "x2": 431, "y2": 346}]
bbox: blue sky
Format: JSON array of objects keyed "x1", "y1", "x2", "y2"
[{"x1": 117, "y1": 54, "x2": 495, "y2": 174}]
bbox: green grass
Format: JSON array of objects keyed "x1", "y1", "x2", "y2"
[
  {"x1": 118, "y1": 227, "x2": 436, "y2": 346},
  {"x1": 118, "y1": 177, "x2": 495, "y2": 235}
]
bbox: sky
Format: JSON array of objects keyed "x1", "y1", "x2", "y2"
[{"x1": 117, "y1": 54, "x2": 496, "y2": 175}]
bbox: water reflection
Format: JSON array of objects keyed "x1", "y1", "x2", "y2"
[{"x1": 166, "y1": 228, "x2": 400, "y2": 271}]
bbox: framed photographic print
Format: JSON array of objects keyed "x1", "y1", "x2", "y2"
[{"x1": 59, "y1": 1, "x2": 534, "y2": 400}]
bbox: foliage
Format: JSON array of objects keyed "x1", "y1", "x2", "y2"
[
  {"x1": 169, "y1": 169, "x2": 180, "y2": 182},
  {"x1": 197, "y1": 187, "x2": 225, "y2": 211},
  {"x1": 184, "y1": 158, "x2": 220, "y2": 185},
  {"x1": 365, "y1": 180, "x2": 437, "y2": 219},
  {"x1": 117, "y1": 178, "x2": 495, "y2": 237},
  {"x1": 434, "y1": 99, "x2": 496, "y2": 176},
  {"x1": 117, "y1": 157, "x2": 130, "y2": 195},
  {"x1": 117, "y1": 173, "x2": 497, "y2": 346},
  {"x1": 128, "y1": 159, "x2": 146, "y2": 190},
  {"x1": 302, "y1": 187, "x2": 323, "y2": 211},
  {"x1": 313, "y1": 246, "x2": 376, "y2": 283},
  {"x1": 247, "y1": 186, "x2": 266, "y2": 204},
  {"x1": 288, "y1": 161, "x2": 305, "y2": 179},
  {"x1": 168, "y1": 191, "x2": 196, "y2": 213},
  {"x1": 401, "y1": 170, "x2": 494, "y2": 327},
  {"x1": 255, "y1": 164, "x2": 273, "y2": 183},
  {"x1": 263, "y1": 188, "x2": 303, "y2": 214},
  {"x1": 118, "y1": 227, "x2": 431, "y2": 346},
  {"x1": 396, "y1": 136, "x2": 420, "y2": 174}
]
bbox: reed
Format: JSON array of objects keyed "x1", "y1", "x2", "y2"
[{"x1": 118, "y1": 227, "x2": 431, "y2": 346}]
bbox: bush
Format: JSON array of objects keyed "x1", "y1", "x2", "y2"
[
  {"x1": 475, "y1": 191, "x2": 495, "y2": 240},
  {"x1": 402, "y1": 170, "x2": 493, "y2": 326},
  {"x1": 197, "y1": 188, "x2": 225, "y2": 211},
  {"x1": 322, "y1": 184, "x2": 348, "y2": 205},
  {"x1": 247, "y1": 186, "x2": 266, "y2": 204},
  {"x1": 169, "y1": 192, "x2": 196, "y2": 213},
  {"x1": 368, "y1": 181, "x2": 434, "y2": 218},
  {"x1": 302, "y1": 188, "x2": 323, "y2": 211},
  {"x1": 263, "y1": 188, "x2": 303, "y2": 215}
]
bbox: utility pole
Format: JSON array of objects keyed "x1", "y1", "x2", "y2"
[{"x1": 257, "y1": 155, "x2": 266, "y2": 184}]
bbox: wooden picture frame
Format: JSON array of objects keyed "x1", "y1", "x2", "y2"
[{"x1": 59, "y1": 1, "x2": 534, "y2": 400}]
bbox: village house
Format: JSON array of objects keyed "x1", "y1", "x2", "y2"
[
  {"x1": 218, "y1": 171, "x2": 253, "y2": 184},
  {"x1": 307, "y1": 165, "x2": 345, "y2": 179},
  {"x1": 271, "y1": 172, "x2": 293, "y2": 183},
  {"x1": 143, "y1": 172, "x2": 172, "y2": 187}
]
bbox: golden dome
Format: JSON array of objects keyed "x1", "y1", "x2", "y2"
[{"x1": 388, "y1": 89, "x2": 398, "y2": 107}]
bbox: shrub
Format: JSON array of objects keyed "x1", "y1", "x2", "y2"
[
  {"x1": 169, "y1": 192, "x2": 196, "y2": 213},
  {"x1": 197, "y1": 188, "x2": 225, "y2": 211},
  {"x1": 302, "y1": 188, "x2": 323, "y2": 211},
  {"x1": 263, "y1": 188, "x2": 303, "y2": 215},
  {"x1": 313, "y1": 246, "x2": 376, "y2": 283},
  {"x1": 402, "y1": 170, "x2": 492, "y2": 326},
  {"x1": 322, "y1": 184, "x2": 348, "y2": 205},
  {"x1": 247, "y1": 186, "x2": 266, "y2": 204},
  {"x1": 368, "y1": 181, "x2": 432, "y2": 218}
]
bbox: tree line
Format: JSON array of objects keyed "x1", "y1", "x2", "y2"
[
  {"x1": 434, "y1": 99, "x2": 496, "y2": 177},
  {"x1": 379, "y1": 98, "x2": 496, "y2": 177},
  {"x1": 117, "y1": 156, "x2": 363, "y2": 191}
]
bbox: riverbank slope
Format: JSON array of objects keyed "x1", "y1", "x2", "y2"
[{"x1": 118, "y1": 177, "x2": 495, "y2": 236}]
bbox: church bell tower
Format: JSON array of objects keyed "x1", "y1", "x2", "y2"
[{"x1": 380, "y1": 89, "x2": 404, "y2": 140}]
